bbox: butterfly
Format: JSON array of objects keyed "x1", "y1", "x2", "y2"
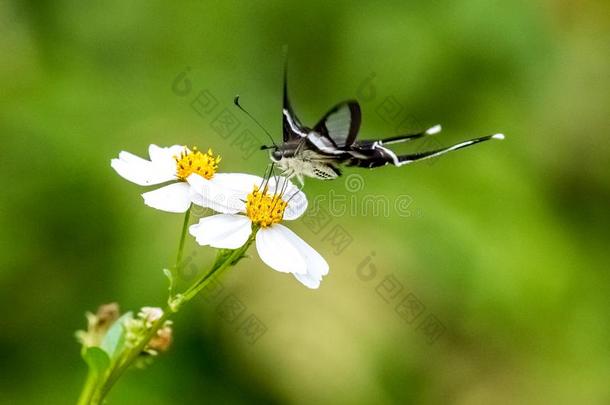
[{"x1": 251, "y1": 70, "x2": 504, "y2": 184}]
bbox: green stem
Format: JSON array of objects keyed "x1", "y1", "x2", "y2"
[
  {"x1": 175, "y1": 207, "x2": 191, "y2": 269},
  {"x1": 93, "y1": 308, "x2": 172, "y2": 402},
  {"x1": 88, "y1": 231, "x2": 256, "y2": 403},
  {"x1": 76, "y1": 368, "x2": 99, "y2": 405},
  {"x1": 169, "y1": 207, "x2": 192, "y2": 296},
  {"x1": 182, "y1": 236, "x2": 254, "y2": 303}
]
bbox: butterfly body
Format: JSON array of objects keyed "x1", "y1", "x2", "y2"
[{"x1": 274, "y1": 153, "x2": 341, "y2": 181}]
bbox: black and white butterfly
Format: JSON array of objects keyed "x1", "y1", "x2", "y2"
[{"x1": 256, "y1": 71, "x2": 504, "y2": 184}]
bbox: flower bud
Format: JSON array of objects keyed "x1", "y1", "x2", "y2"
[{"x1": 76, "y1": 303, "x2": 120, "y2": 347}]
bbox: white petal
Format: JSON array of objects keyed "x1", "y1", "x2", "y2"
[
  {"x1": 275, "y1": 224, "x2": 329, "y2": 289},
  {"x1": 141, "y1": 182, "x2": 191, "y2": 213},
  {"x1": 111, "y1": 153, "x2": 151, "y2": 185},
  {"x1": 148, "y1": 144, "x2": 185, "y2": 164},
  {"x1": 187, "y1": 174, "x2": 214, "y2": 206},
  {"x1": 149, "y1": 144, "x2": 185, "y2": 179},
  {"x1": 189, "y1": 214, "x2": 251, "y2": 249},
  {"x1": 188, "y1": 172, "x2": 262, "y2": 214},
  {"x1": 213, "y1": 172, "x2": 264, "y2": 188},
  {"x1": 293, "y1": 272, "x2": 323, "y2": 289},
  {"x1": 255, "y1": 225, "x2": 307, "y2": 274},
  {"x1": 111, "y1": 150, "x2": 175, "y2": 186},
  {"x1": 268, "y1": 177, "x2": 308, "y2": 220},
  {"x1": 187, "y1": 174, "x2": 245, "y2": 214},
  {"x1": 283, "y1": 188, "x2": 308, "y2": 220},
  {"x1": 210, "y1": 173, "x2": 265, "y2": 202},
  {"x1": 110, "y1": 145, "x2": 183, "y2": 186}
]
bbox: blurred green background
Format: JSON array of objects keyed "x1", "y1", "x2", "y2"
[{"x1": 1, "y1": 0, "x2": 609, "y2": 403}]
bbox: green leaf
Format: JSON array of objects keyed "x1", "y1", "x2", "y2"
[
  {"x1": 163, "y1": 268, "x2": 173, "y2": 282},
  {"x1": 100, "y1": 312, "x2": 133, "y2": 360},
  {"x1": 82, "y1": 346, "x2": 110, "y2": 376},
  {"x1": 163, "y1": 268, "x2": 174, "y2": 291},
  {"x1": 231, "y1": 252, "x2": 249, "y2": 265}
]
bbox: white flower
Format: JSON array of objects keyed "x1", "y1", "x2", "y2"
[
  {"x1": 188, "y1": 176, "x2": 329, "y2": 289},
  {"x1": 111, "y1": 144, "x2": 255, "y2": 213}
]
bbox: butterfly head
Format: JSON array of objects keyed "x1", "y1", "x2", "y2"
[
  {"x1": 272, "y1": 149, "x2": 285, "y2": 163},
  {"x1": 260, "y1": 144, "x2": 282, "y2": 162}
]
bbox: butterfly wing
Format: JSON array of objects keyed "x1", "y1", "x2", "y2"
[
  {"x1": 282, "y1": 70, "x2": 308, "y2": 142},
  {"x1": 313, "y1": 101, "x2": 361, "y2": 148}
]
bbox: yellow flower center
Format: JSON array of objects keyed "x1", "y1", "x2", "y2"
[
  {"x1": 174, "y1": 147, "x2": 221, "y2": 181},
  {"x1": 246, "y1": 186, "x2": 287, "y2": 228}
]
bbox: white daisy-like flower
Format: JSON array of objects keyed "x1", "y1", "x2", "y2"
[
  {"x1": 188, "y1": 176, "x2": 329, "y2": 289},
  {"x1": 111, "y1": 144, "x2": 256, "y2": 213}
]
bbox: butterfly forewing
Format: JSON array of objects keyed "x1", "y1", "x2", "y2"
[
  {"x1": 313, "y1": 101, "x2": 361, "y2": 148},
  {"x1": 282, "y1": 71, "x2": 307, "y2": 142}
]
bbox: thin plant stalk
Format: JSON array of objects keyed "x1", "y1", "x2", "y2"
[{"x1": 76, "y1": 213, "x2": 255, "y2": 404}]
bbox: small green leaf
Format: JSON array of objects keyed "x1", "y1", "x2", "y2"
[
  {"x1": 163, "y1": 268, "x2": 174, "y2": 291},
  {"x1": 231, "y1": 252, "x2": 249, "y2": 265},
  {"x1": 163, "y1": 268, "x2": 173, "y2": 283},
  {"x1": 82, "y1": 347, "x2": 110, "y2": 376},
  {"x1": 101, "y1": 312, "x2": 133, "y2": 359}
]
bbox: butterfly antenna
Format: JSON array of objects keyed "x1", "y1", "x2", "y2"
[{"x1": 233, "y1": 96, "x2": 277, "y2": 149}]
